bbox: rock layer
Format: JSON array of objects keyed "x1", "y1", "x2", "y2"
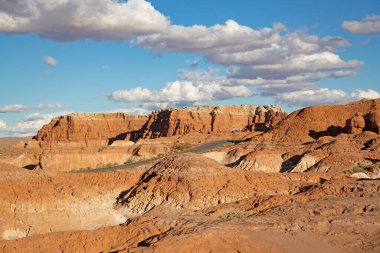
[
  {"x1": 255, "y1": 99, "x2": 380, "y2": 144},
  {"x1": 129, "y1": 105, "x2": 287, "y2": 140},
  {"x1": 32, "y1": 105, "x2": 286, "y2": 148},
  {"x1": 35, "y1": 113, "x2": 148, "y2": 148}
]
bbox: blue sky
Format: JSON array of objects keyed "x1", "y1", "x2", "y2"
[{"x1": 0, "y1": 0, "x2": 379, "y2": 136}]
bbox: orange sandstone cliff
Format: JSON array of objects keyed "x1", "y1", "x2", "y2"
[
  {"x1": 129, "y1": 105, "x2": 287, "y2": 140},
  {"x1": 33, "y1": 105, "x2": 287, "y2": 148},
  {"x1": 35, "y1": 113, "x2": 148, "y2": 148}
]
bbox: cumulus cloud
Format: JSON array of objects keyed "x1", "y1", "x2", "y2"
[
  {"x1": 34, "y1": 103, "x2": 64, "y2": 109},
  {"x1": 0, "y1": 111, "x2": 72, "y2": 137},
  {"x1": 107, "y1": 107, "x2": 151, "y2": 115},
  {"x1": 109, "y1": 80, "x2": 252, "y2": 104},
  {"x1": 0, "y1": 119, "x2": 6, "y2": 129},
  {"x1": 43, "y1": 56, "x2": 58, "y2": 66},
  {"x1": 275, "y1": 88, "x2": 380, "y2": 107},
  {"x1": 135, "y1": 19, "x2": 284, "y2": 54},
  {"x1": 250, "y1": 71, "x2": 357, "y2": 97},
  {"x1": 136, "y1": 19, "x2": 359, "y2": 97},
  {"x1": 342, "y1": 15, "x2": 380, "y2": 35},
  {"x1": 231, "y1": 52, "x2": 361, "y2": 80},
  {"x1": 108, "y1": 69, "x2": 253, "y2": 109},
  {"x1": 0, "y1": 0, "x2": 169, "y2": 41},
  {"x1": 0, "y1": 103, "x2": 64, "y2": 113},
  {"x1": 0, "y1": 104, "x2": 28, "y2": 113},
  {"x1": 15, "y1": 112, "x2": 58, "y2": 131}
]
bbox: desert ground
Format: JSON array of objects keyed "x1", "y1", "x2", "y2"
[{"x1": 0, "y1": 101, "x2": 379, "y2": 253}]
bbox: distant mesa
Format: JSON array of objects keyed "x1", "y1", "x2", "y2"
[{"x1": 30, "y1": 105, "x2": 287, "y2": 148}]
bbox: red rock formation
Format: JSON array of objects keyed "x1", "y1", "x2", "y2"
[
  {"x1": 346, "y1": 113, "x2": 366, "y2": 134},
  {"x1": 35, "y1": 113, "x2": 148, "y2": 148},
  {"x1": 255, "y1": 99, "x2": 380, "y2": 144},
  {"x1": 32, "y1": 106, "x2": 286, "y2": 148},
  {"x1": 130, "y1": 105, "x2": 287, "y2": 140}
]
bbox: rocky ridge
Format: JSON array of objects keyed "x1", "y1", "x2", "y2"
[{"x1": 129, "y1": 105, "x2": 286, "y2": 140}]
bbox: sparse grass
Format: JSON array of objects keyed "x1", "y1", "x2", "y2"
[
  {"x1": 343, "y1": 166, "x2": 368, "y2": 175},
  {"x1": 172, "y1": 142, "x2": 193, "y2": 152},
  {"x1": 219, "y1": 210, "x2": 250, "y2": 220},
  {"x1": 124, "y1": 157, "x2": 141, "y2": 164},
  {"x1": 0, "y1": 147, "x2": 25, "y2": 159},
  {"x1": 78, "y1": 166, "x2": 92, "y2": 171}
]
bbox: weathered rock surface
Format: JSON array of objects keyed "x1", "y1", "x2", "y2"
[
  {"x1": 254, "y1": 99, "x2": 380, "y2": 144},
  {"x1": 1, "y1": 157, "x2": 379, "y2": 253},
  {"x1": 31, "y1": 105, "x2": 286, "y2": 149},
  {"x1": 221, "y1": 99, "x2": 380, "y2": 174},
  {"x1": 35, "y1": 113, "x2": 148, "y2": 148},
  {"x1": 129, "y1": 105, "x2": 287, "y2": 140}
]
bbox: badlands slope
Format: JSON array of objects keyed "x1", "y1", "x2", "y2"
[{"x1": 0, "y1": 101, "x2": 379, "y2": 253}]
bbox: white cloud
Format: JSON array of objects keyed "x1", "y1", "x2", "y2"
[
  {"x1": 136, "y1": 19, "x2": 359, "y2": 96},
  {"x1": 275, "y1": 88, "x2": 380, "y2": 107},
  {"x1": 0, "y1": 104, "x2": 27, "y2": 113},
  {"x1": 135, "y1": 19, "x2": 284, "y2": 54},
  {"x1": 110, "y1": 87, "x2": 153, "y2": 103},
  {"x1": 109, "y1": 80, "x2": 252, "y2": 104},
  {"x1": 107, "y1": 107, "x2": 150, "y2": 115},
  {"x1": 342, "y1": 15, "x2": 380, "y2": 35},
  {"x1": 0, "y1": 119, "x2": 6, "y2": 129},
  {"x1": 15, "y1": 112, "x2": 57, "y2": 131},
  {"x1": 229, "y1": 51, "x2": 362, "y2": 80},
  {"x1": 34, "y1": 103, "x2": 64, "y2": 109},
  {"x1": 43, "y1": 56, "x2": 58, "y2": 66},
  {"x1": 108, "y1": 69, "x2": 253, "y2": 106},
  {"x1": 0, "y1": 111, "x2": 72, "y2": 137},
  {"x1": 0, "y1": 103, "x2": 64, "y2": 113},
  {"x1": 0, "y1": 0, "x2": 169, "y2": 41}
]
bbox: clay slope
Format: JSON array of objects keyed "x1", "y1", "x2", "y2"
[
  {"x1": 255, "y1": 98, "x2": 380, "y2": 144},
  {"x1": 1, "y1": 154, "x2": 379, "y2": 253}
]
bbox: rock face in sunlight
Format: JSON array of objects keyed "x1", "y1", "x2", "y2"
[
  {"x1": 218, "y1": 99, "x2": 380, "y2": 176},
  {"x1": 254, "y1": 98, "x2": 380, "y2": 144},
  {"x1": 33, "y1": 105, "x2": 287, "y2": 148},
  {"x1": 129, "y1": 105, "x2": 287, "y2": 140},
  {"x1": 35, "y1": 113, "x2": 148, "y2": 148}
]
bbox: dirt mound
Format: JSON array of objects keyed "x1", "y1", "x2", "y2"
[{"x1": 116, "y1": 153, "x2": 340, "y2": 218}]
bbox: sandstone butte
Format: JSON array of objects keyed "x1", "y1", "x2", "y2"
[{"x1": 32, "y1": 105, "x2": 287, "y2": 148}]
